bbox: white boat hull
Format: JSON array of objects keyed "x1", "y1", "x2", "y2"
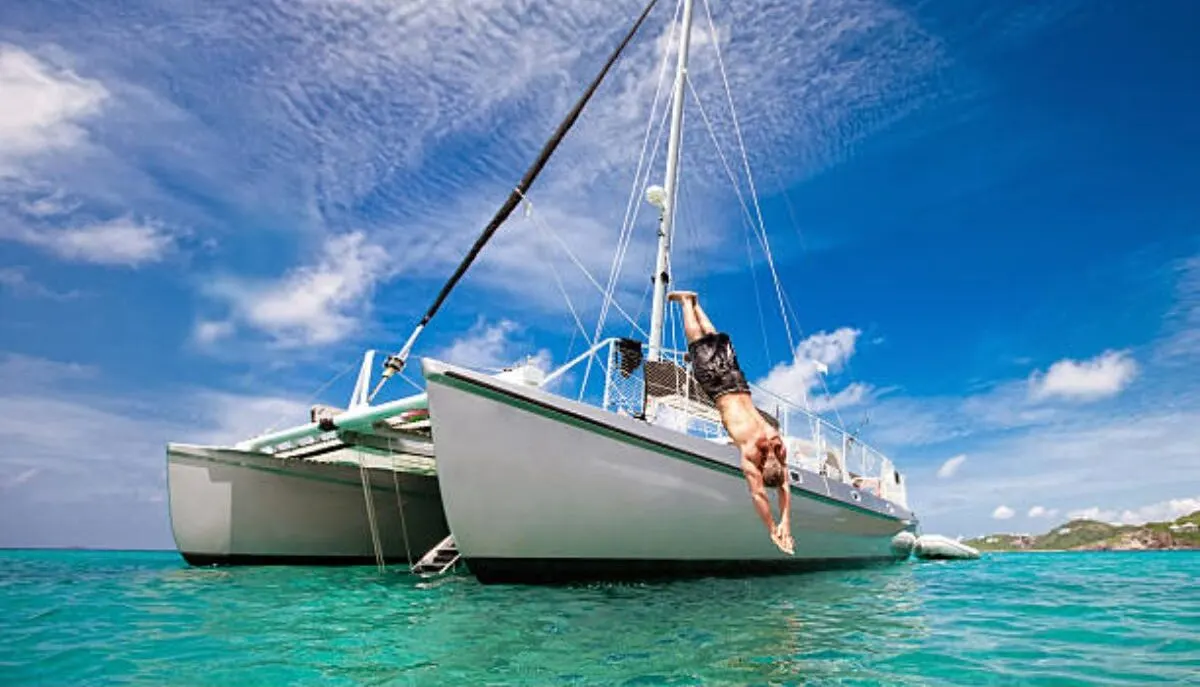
[
  {"x1": 166, "y1": 442, "x2": 448, "y2": 566},
  {"x1": 422, "y1": 360, "x2": 918, "y2": 584}
]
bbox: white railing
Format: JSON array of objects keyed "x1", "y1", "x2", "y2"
[{"x1": 542, "y1": 338, "x2": 910, "y2": 510}]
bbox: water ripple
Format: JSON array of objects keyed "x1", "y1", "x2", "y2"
[{"x1": 0, "y1": 550, "x2": 1198, "y2": 685}]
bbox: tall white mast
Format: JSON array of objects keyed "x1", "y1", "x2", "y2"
[{"x1": 646, "y1": 0, "x2": 695, "y2": 362}]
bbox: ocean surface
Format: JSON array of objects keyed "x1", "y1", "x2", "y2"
[{"x1": 0, "y1": 550, "x2": 1197, "y2": 686}]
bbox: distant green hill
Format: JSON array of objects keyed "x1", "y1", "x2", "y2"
[{"x1": 965, "y1": 510, "x2": 1200, "y2": 551}]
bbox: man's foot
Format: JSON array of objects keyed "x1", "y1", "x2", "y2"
[{"x1": 667, "y1": 290, "x2": 697, "y2": 304}]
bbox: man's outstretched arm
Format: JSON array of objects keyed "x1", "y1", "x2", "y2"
[{"x1": 741, "y1": 458, "x2": 776, "y2": 533}]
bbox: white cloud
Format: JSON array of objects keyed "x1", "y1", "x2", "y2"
[
  {"x1": 5, "y1": 216, "x2": 175, "y2": 266},
  {"x1": 1068, "y1": 496, "x2": 1200, "y2": 526},
  {"x1": 755, "y1": 327, "x2": 865, "y2": 410},
  {"x1": 435, "y1": 318, "x2": 552, "y2": 373},
  {"x1": 1028, "y1": 349, "x2": 1139, "y2": 402},
  {"x1": 937, "y1": 454, "x2": 966, "y2": 479},
  {"x1": 0, "y1": 44, "x2": 108, "y2": 176},
  {"x1": 808, "y1": 382, "x2": 872, "y2": 413},
  {"x1": 992, "y1": 505, "x2": 1015, "y2": 520},
  {"x1": 1027, "y1": 505, "x2": 1058, "y2": 519},
  {"x1": 193, "y1": 319, "x2": 234, "y2": 346},
  {"x1": 202, "y1": 231, "x2": 390, "y2": 348}
]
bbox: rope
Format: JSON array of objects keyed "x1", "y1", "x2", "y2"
[
  {"x1": 526, "y1": 203, "x2": 594, "y2": 345},
  {"x1": 685, "y1": 76, "x2": 777, "y2": 363},
  {"x1": 741, "y1": 212, "x2": 773, "y2": 364},
  {"x1": 591, "y1": 0, "x2": 683, "y2": 350},
  {"x1": 258, "y1": 360, "x2": 358, "y2": 436},
  {"x1": 515, "y1": 189, "x2": 649, "y2": 339},
  {"x1": 356, "y1": 448, "x2": 385, "y2": 572},
  {"x1": 700, "y1": 0, "x2": 797, "y2": 357},
  {"x1": 389, "y1": 437, "x2": 415, "y2": 572}
]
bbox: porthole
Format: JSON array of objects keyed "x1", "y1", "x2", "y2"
[
  {"x1": 789, "y1": 470, "x2": 801, "y2": 484},
  {"x1": 851, "y1": 491, "x2": 861, "y2": 502}
]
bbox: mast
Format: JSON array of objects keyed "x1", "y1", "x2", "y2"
[{"x1": 646, "y1": 0, "x2": 695, "y2": 362}]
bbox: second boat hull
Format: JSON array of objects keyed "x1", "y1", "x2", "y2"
[{"x1": 167, "y1": 442, "x2": 449, "y2": 566}]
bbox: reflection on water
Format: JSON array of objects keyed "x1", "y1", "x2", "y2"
[{"x1": 1, "y1": 550, "x2": 1198, "y2": 686}]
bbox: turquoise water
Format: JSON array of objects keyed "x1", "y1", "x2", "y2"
[{"x1": 1, "y1": 550, "x2": 1197, "y2": 686}]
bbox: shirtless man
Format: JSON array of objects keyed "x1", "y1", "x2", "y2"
[{"x1": 668, "y1": 290, "x2": 794, "y2": 555}]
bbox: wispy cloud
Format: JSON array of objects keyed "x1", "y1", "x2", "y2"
[
  {"x1": 937, "y1": 454, "x2": 966, "y2": 479},
  {"x1": 0, "y1": 266, "x2": 81, "y2": 300},
  {"x1": 435, "y1": 318, "x2": 552, "y2": 373},
  {"x1": 3, "y1": 0, "x2": 950, "y2": 352},
  {"x1": 3, "y1": 216, "x2": 175, "y2": 266},
  {"x1": 0, "y1": 43, "x2": 107, "y2": 178},
  {"x1": 0, "y1": 351, "x2": 322, "y2": 547},
  {"x1": 1156, "y1": 254, "x2": 1200, "y2": 364},
  {"x1": 199, "y1": 231, "x2": 391, "y2": 348},
  {"x1": 1067, "y1": 497, "x2": 1200, "y2": 526}
]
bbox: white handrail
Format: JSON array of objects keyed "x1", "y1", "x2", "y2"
[{"x1": 539, "y1": 337, "x2": 621, "y2": 389}]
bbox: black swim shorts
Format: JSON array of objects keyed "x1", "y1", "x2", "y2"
[{"x1": 688, "y1": 332, "x2": 751, "y2": 400}]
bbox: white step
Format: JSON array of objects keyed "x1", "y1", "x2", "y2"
[{"x1": 411, "y1": 535, "x2": 460, "y2": 576}]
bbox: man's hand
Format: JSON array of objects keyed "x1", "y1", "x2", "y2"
[{"x1": 771, "y1": 522, "x2": 794, "y2": 555}]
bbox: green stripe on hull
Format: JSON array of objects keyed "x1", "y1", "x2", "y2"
[
  {"x1": 169, "y1": 450, "x2": 431, "y2": 495},
  {"x1": 426, "y1": 371, "x2": 904, "y2": 523}
]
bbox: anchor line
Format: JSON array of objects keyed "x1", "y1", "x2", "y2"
[
  {"x1": 357, "y1": 448, "x2": 386, "y2": 572},
  {"x1": 389, "y1": 437, "x2": 415, "y2": 572}
]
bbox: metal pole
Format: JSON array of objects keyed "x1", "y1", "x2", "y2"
[{"x1": 647, "y1": 0, "x2": 695, "y2": 361}]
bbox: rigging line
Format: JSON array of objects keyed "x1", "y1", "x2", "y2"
[
  {"x1": 627, "y1": 257, "x2": 656, "y2": 339},
  {"x1": 592, "y1": 58, "x2": 678, "y2": 349},
  {"x1": 594, "y1": 98, "x2": 672, "y2": 346},
  {"x1": 356, "y1": 449, "x2": 385, "y2": 573},
  {"x1": 681, "y1": 75, "x2": 772, "y2": 363},
  {"x1": 388, "y1": 437, "x2": 415, "y2": 572},
  {"x1": 259, "y1": 360, "x2": 358, "y2": 435},
  {"x1": 581, "y1": 72, "x2": 677, "y2": 397},
  {"x1": 594, "y1": 0, "x2": 682, "y2": 347},
  {"x1": 397, "y1": 369, "x2": 426, "y2": 394},
  {"x1": 741, "y1": 212, "x2": 773, "y2": 364},
  {"x1": 370, "y1": 0, "x2": 665, "y2": 400},
  {"x1": 684, "y1": 76, "x2": 766, "y2": 259},
  {"x1": 516, "y1": 190, "x2": 649, "y2": 339},
  {"x1": 700, "y1": 0, "x2": 796, "y2": 359},
  {"x1": 527, "y1": 208, "x2": 593, "y2": 346}
]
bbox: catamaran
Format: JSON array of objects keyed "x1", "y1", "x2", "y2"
[
  {"x1": 406, "y1": 0, "x2": 917, "y2": 583},
  {"x1": 168, "y1": 0, "x2": 920, "y2": 581}
]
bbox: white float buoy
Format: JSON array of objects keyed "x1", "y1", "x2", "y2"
[{"x1": 913, "y1": 534, "x2": 980, "y2": 560}]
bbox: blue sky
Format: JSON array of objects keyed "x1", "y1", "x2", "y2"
[{"x1": 0, "y1": 0, "x2": 1197, "y2": 549}]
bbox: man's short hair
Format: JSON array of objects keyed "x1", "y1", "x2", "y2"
[{"x1": 762, "y1": 457, "x2": 785, "y2": 488}]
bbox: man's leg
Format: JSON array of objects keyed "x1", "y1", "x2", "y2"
[
  {"x1": 668, "y1": 291, "x2": 714, "y2": 342},
  {"x1": 692, "y1": 300, "x2": 718, "y2": 337}
]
